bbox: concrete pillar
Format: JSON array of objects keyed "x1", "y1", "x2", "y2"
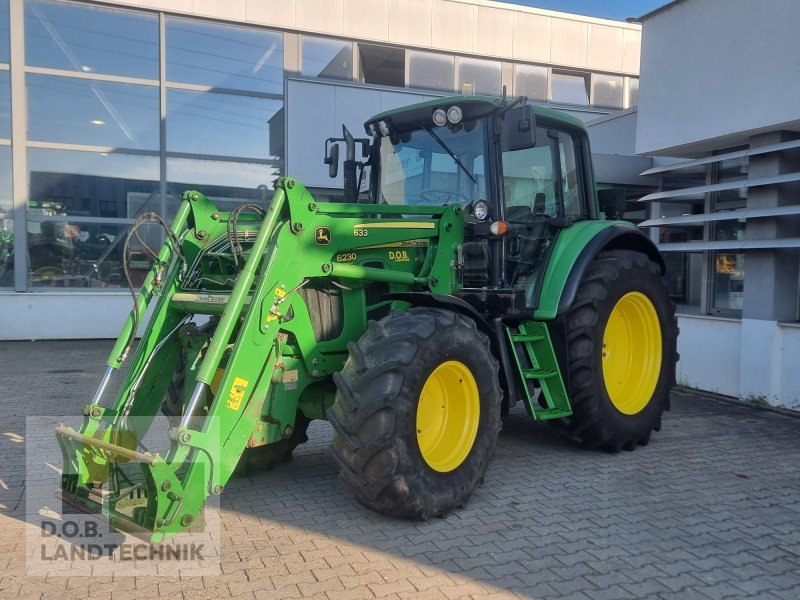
[
  {"x1": 739, "y1": 131, "x2": 800, "y2": 406},
  {"x1": 742, "y1": 130, "x2": 800, "y2": 322}
]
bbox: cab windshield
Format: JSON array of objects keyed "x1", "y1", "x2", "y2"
[{"x1": 375, "y1": 118, "x2": 488, "y2": 208}]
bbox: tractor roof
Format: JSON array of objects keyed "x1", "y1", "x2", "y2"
[{"x1": 364, "y1": 94, "x2": 587, "y2": 135}]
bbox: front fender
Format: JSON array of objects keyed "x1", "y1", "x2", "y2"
[{"x1": 534, "y1": 221, "x2": 664, "y2": 320}]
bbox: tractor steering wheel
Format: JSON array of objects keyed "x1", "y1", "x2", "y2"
[{"x1": 420, "y1": 189, "x2": 470, "y2": 206}]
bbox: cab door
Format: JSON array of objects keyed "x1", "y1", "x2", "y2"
[{"x1": 501, "y1": 126, "x2": 588, "y2": 307}]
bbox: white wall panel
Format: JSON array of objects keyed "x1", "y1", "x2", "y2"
[
  {"x1": 550, "y1": 18, "x2": 587, "y2": 68},
  {"x1": 587, "y1": 24, "x2": 623, "y2": 73},
  {"x1": 676, "y1": 315, "x2": 741, "y2": 398},
  {"x1": 512, "y1": 12, "x2": 551, "y2": 64},
  {"x1": 778, "y1": 325, "x2": 800, "y2": 409},
  {"x1": 637, "y1": 0, "x2": 800, "y2": 155},
  {"x1": 245, "y1": 0, "x2": 295, "y2": 28},
  {"x1": 432, "y1": 0, "x2": 474, "y2": 54},
  {"x1": 621, "y1": 28, "x2": 641, "y2": 75},
  {"x1": 388, "y1": 0, "x2": 433, "y2": 47},
  {"x1": 343, "y1": 0, "x2": 389, "y2": 41},
  {"x1": 0, "y1": 293, "x2": 135, "y2": 340},
  {"x1": 473, "y1": 6, "x2": 513, "y2": 58},
  {"x1": 194, "y1": 0, "x2": 246, "y2": 22},
  {"x1": 295, "y1": 0, "x2": 343, "y2": 36}
]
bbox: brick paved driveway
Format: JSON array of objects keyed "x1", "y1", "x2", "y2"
[{"x1": 1, "y1": 340, "x2": 799, "y2": 599}]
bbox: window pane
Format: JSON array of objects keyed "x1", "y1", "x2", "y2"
[
  {"x1": 28, "y1": 147, "x2": 160, "y2": 219},
  {"x1": 0, "y1": 145, "x2": 10, "y2": 212},
  {"x1": 0, "y1": 146, "x2": 11, "y2": 287},
  {"x1": 551, "y1": 71, "x2": 589, "y2": 106},
  {"x1": 25, "y1": 0, "x2": 158, "y2": 79},
  {"x1": 167, "y1": 157, "x2": 279, "y2": 216},
  {"x1": 167, "y1": 90, "x2": 283, "y2": 160},
  {"x1": 458, "y1": 57, "x2": 501, "y2": 96},
  {"x1": 664, "y1": 252, "x2": 702, "y2": 313},
  {"x1": 712, "y1": 251, "x2": 745, "y2": 313},
  {"x1": 0, "y1": 70, "x2": 9, "y2": 139},
  {"x1": 558, "y1": 132, "x2": 587, "y2": 218},
  {"x1": 359, "y1": 44, "x2": 405, "y2": 87},
  {"x1": 167, "y1": 18, "x2": 283, "y2": 94},
  {"x1": 0, "y1": 0, "x2": 9, "y2": 64},
  {"x1": 591, "y1": 73, "x2": 623, "y2": 109},
  {"x1": 514, "y1": 64, "x2": 548, "y2": 101},
  {"x1": 627, "y1": 77, "x2": 639, "y2": 108},
  {"x1": 27, "y1": 74, "x2": 159, "y2": 150},
  {"x1": 28, "y1": 221, "x2": 157, "y2": 288},
  {"x1": 408, "y1": 50, "x2": 453, "y2": 92},
  {"x1": 302, "y1": 36, "x2": 352, "y2": 81}
]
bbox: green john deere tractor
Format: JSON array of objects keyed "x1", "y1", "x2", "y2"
[{"x1": 56, "y1": 95, "x2": 677, "y2": 542}]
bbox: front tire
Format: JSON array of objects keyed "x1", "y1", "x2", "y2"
[
  {"x1": 563, "y1": 250, "x2": 677, "y2": 451},
  {"x1": 329, "y1": 308, "x2": 502, "y2": 519}
]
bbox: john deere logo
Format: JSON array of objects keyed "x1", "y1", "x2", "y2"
[{"x1": 315, "y1": 227, "x2": 331, "y2": 245}]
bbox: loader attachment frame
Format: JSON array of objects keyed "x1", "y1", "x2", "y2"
[{"x1": 55, "y1": 179, "x2": 465, "y2": 543}]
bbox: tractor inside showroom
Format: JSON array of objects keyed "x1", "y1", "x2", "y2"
[{"x1": 56, "y1": 95, "x2": 677, "y2": 543}]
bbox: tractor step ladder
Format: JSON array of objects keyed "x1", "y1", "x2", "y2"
[{"x1": 506, "y1": 321, "x2": 572, "y2": 420}]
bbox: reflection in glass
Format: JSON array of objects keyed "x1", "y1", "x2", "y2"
[
  {"x1": 591, "y1": 74, "x2": 624, "y2": 109},
  {"x1": 28, "y1": 221, "x2": 156, "y2": 288},
  {"x1": 408, "y1": 51, "x2": 454, "y2": 92},
  {"x1": 167, "y1": 90, "x2": 283, "y2": 160},
  {"x1": 551, "y1": 71, "x2": 589, "y2": 106},
  {"x1": 27, "y1": 148, "x2": 160, "y2": 219},
  {"x1": 166, "y1": 157, "x2": 280, "y2": 217},
  {"x1": 302, "y1": 36, "x2": 352, "y2": 81},
  {"x1": 0, "y1": 145, "x2": 10, "y2": 212},
  {"x1": 25, "y1": 0, "x2": 158, "y2": 79},
  {"x1": 458, "y1": 57, "x2": 501, "y2": 96},
  {"x1": 0, "y1": 70, "x2": 9, "y2": 139},
  {"x1": 514, "y1": 64, "x2": 548, "y2": 101},
  {"x1": 664, "y1": 252, "x2": 702, "y2": 312},
  {"x1": 0, "y1": 145, "x2": 11, "y2": 287},
  {"x1": 712, "y1": 250, "x2": 745, "y2": 313},
  {"x1": 28, "y1": 74, "x2": 159, "y2": 150},
  {"x1": 167, "y1": 18, "x2": 283, "y2": 93},
  {"x1": 0, "y1": 0, "x2": 8, "y2": 64},
  {"x1": 627, "y1": 77, "x2": 639, "y2": 108}
]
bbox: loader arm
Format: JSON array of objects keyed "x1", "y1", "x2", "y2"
[{"x1": 56, "y1": 178, "x2": 463, "y2": 543}]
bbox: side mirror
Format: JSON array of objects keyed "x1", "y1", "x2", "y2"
[
  {"x1": 598, "y1": 188, "x2": 627, "y2": 220},
  {"x1": 325, "y1": 142, "x2": 340, "y2": 179},
  {"x1": 502, "y1": 104, "x2": 536, "y2": 151}
]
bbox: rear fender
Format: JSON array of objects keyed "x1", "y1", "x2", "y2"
[{"x1": 534, "y1": 222, "x2": 664, "y2": 320}]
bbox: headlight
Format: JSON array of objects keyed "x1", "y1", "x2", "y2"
[
  {"x1": 378, "y1": 120, "x2": 391, "y2": 136},
  {"x1": 447, "y1": 105, "x2": 463, "y2": 124},
  {"x1": 368, "y1": 123, "x2": 377, "y2": 136},
  {"x1": 432, "y1": 108, "x2": 447, "y2": 127},
  {"x1": 472, "y1": 200, "x2": 489, "y2": 221}
]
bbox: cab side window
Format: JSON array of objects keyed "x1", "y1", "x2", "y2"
[
  {"x1": 557, "y1": 131, "x2": 587, "y2": 219},
  {"x1": 502, "y1": 127, "x2": 557, "y2": 218}
]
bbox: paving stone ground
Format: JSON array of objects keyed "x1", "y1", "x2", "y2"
[{"x1": 1, "y1": 339, "x2": 799, "y2": 599}]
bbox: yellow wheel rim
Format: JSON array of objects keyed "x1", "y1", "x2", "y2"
[
  {"x1": 416, "y1": 360, "x2": 480, "y2": 473},
  {"x1": 602, "y1": 292, "x2": 662, "y2": 415}
]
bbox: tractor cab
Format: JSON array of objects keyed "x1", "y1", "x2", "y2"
[{"x1": 330, "y1": 96, "x2": 597, "y2": 312}]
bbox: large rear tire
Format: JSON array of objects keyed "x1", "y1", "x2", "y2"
[
  {"x1": 329, "y1": 308, "x2": 502, "y2": 519},
  {"x1": 563, "y1": 249, "x2": 677, "y2": 451}
]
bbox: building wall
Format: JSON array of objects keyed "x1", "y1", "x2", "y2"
[
  {"x1": 95, "y1": 0, "x2": 642, "y2": 75},
  {"x1": 636, "y1": 0, "x2": 800, "y2": 156}
]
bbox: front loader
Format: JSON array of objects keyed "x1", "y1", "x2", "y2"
[{"x1": 56, "y1": 95, "x2": 677, "y2": 543}]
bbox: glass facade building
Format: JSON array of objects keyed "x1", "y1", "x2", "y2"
[{"x1": 1, "y1": 0, "x2": 642, "y2": 336}]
